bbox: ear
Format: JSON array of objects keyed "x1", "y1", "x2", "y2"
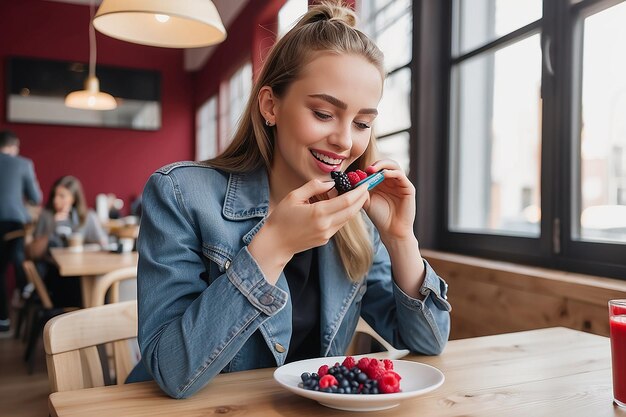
[{"x1": 258, "y1": 86, "x2": 278, "y2": 126}]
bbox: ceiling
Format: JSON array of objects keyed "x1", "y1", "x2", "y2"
[{"x1": 43, "y1": 0, "x2": 249, "y2": 71}]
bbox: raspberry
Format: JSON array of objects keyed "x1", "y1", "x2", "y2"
[
  {"x1": 368, "y1": 358, "x2": 380, "y2": 369},
  {"x1": 342, "y1": 356, "x2": 356, "y2": 369},
  {"x1": 357, "y1": 357, "x2": 371, "y2": 371},
  {"x1": 318, "y1": 364, "x2": 329, "y2": 377},
  {"x1": 383, "y1": 359, "x2": 394, "y2": 370},
  {"x1": 331, "y1": 171, "x2": 352, "y2": 194},
  {"x1": 347, "y1": 171, "x2": 361, "y2": 187},
  {"x1": 319, "y1": 374, "x2": 338, "y2": 389},
  {"x1": 367, "y1": 365, "x2": 386, "y2": 380},
  {"x1": 378, "y1": 371, "x2": 401, "y2": 393},
  {"x1": 355, "y1": 169, "x2": 368, "y2": 180}
]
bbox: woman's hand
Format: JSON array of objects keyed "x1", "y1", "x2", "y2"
[
  {"x1": 362, "y1": 160, "x2": 416, "y2": 244},
  {"x1": 249, "y1": 179, "x2": 370, "y2": 284},
  {"x1": 362, "y1": 160, "x2": 426, "y2": 298}
]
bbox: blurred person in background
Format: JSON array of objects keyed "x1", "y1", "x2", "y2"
[
  {"x1": 0, "y1": 129, "x2": 41, "y2": 333},
  {"x1": 28, "y1": 176, "x2": 108, "y2": 307}
]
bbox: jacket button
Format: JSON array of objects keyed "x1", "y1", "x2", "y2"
[
  {"x1": 224, "y1": 260, "x2": 231, "y2": 270},
  {"x1": 274, "y1": 343, "x2": 286, "y2": 353},
  {"x1": 259, "y1": 294, "x2": 274, "y2": 305}
]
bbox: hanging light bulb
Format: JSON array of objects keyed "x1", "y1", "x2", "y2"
[
  {"x1": 93, "y1": 0, "x2": 227, "y2": 49},
  {"x1": 65, "y1": 0, "x2": 117, "y2": 111}
]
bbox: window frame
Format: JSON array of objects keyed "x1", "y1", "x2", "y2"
[{"x1": 416, "y1": 0, "x2": 626, "y2": 279}]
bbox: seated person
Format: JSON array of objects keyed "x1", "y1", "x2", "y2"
[{"x1": 28, "y1": 176, "x2": 108, "y2": 307}]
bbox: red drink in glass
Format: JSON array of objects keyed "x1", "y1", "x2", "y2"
[{"x1": 609, "y1": 300, "x2": 626, "y2": 408}]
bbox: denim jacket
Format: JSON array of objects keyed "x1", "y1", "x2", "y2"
[{"x1": 128, "y1": 161, "x2": 451, "y2": 399}]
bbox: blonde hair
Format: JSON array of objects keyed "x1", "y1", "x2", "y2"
[{"x1": 208, "y1": 1, "x2": 385, "y2": 281}]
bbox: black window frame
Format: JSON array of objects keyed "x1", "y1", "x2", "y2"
[{"x1": 413, "y1": 0, "x2": 626, "y2": 279}]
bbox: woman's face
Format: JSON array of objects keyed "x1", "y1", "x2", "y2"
[
  {"x1": 270, "y1": 53, "x2": 383, "y2": 187},
  {"x1": 53, "y1": 186, "x2": 74, "y2": 214}
]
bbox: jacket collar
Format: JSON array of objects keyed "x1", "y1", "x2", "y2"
[{"x1": 222, "y1": 167, "x2": 270, "y2": 220}]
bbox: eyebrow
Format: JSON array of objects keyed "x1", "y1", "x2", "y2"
[{"x1": 308, "y1": 94, "x2": 378, "y2": 115}]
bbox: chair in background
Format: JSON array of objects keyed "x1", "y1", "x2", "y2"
[
  {"x1": 91, "y1": 266, "x2": 137, "y2": 307},
  {"x1": 346, "y1": 317, "x2": 410, "y2": 359},
  {"x1": 44, "y1": 300, "x2": 138, "y2": 392},
  {"x1": 21, "y1": 260, "x2": 77, "y2": 373}
]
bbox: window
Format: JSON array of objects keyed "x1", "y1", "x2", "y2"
[
  {"x1": 218, "y1": 61, "x2": 253, "y2": 150},
  {"x1": 431, "y1": 0, "x2": 626, "y2": 278},
  {"x1": 359, "y1": 0, "x2": 412, "y2": 174},
  {"x1": 196, "y1": 95, "x2": 218, "y2": 161},
  {"x1": 278, "y1": 0, "x2": 308, "y2": 38}
]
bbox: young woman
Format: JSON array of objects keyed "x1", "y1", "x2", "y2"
[
  {"x1": 29, "y1": 175, "x2": 108, "y2": 307},
  {"x1": 128, "y1": 1, "x2": 451, "y2": 398}
]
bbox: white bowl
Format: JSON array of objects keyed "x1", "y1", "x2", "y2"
[{"x1": 273, "y1": 356, "x2": 444, "y2": 412}]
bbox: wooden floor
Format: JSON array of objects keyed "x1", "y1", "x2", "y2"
[{"x1": 0, "y1": 324, "x2": 50, "y2": 417}]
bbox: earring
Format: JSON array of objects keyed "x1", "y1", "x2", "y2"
[{"x1": 265, "y1": 119, "x2": 274, "y2": 127}]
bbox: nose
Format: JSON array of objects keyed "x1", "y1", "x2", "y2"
[{"x1": 328, "y1": 121, "x2": 352, "y2": 151}]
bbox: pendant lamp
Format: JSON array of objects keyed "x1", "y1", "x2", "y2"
[
  {"x1": 93, "y1": 0, "x2": 227, "y2": 48},
  {"x1": 65, "y1": 1, "x2": 117, "y2": 110}
]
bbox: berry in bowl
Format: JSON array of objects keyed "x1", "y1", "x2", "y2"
[{"x1": 273, "y1": 356, "x2": 444, "y2": 412}]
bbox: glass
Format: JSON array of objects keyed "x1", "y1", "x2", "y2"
[
  {"x1": 609, "y1": 300, "x2": 626, "y2": 408},
  {"x1": 452, "y1": 0, "x2": 542, "y2": 56},
  {"x1": 376, "y1": 131, "x2": 410, "y2": 175},
  {"x1": 376, "y1": 68, "x2": 411, "y2": 137},
  {"x1": 449, "y1": 35, "x2": 542, "y2": 236},
  {"x1": 576, "y1": 2, "x2": 626, "y2": 244}
]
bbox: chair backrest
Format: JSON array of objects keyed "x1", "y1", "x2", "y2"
[
  {"x1": 43, "y1": 300, "x2": 138, "y2": 392},
  {"x1": 22, "y1": 260, "x2": 54, "y2": 309},
  {"x1": 91, "y1": 266, "x2": 137, "y2": 307}
]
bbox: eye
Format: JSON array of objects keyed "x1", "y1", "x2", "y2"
[
  {"x1": 354, "y1": 121, "x2": 371, "y2": 130},
  {"x1": 313, "y1": 110, "x2": 333, "y2": 121}
]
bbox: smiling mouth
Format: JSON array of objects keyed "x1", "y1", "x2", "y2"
[{"x1": 311, "y1": 150, "x2": 343, "y2": 166}]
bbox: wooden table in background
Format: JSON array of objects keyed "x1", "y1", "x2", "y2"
[
  {"x1": 50, "y1": 247, "x2": 138, "y2": 307},
  {"x1": 48, "y1": 327, "x2": 626, "y2": 417}
]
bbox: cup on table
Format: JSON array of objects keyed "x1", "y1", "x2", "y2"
[
  {"x1": 119, "y1": 237, "x2": 135, "y2": 253},
  {"x1": 609, "y1": 299, "x2": 626, "y2": 408},
  {"x1": 67, "y1": 232, "x2": 84, "y2": 252}
]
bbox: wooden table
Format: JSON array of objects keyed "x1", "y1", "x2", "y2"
[
  {"x1": 48, "y1": 327, "x2": 626, "y2": 416},
  {"x1": 50, "y1": 247, "x2": 138, "y2": 307}
]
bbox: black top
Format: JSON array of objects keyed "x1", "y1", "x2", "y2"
[{"x1": 284, "y1": 248, "x2": 321, "y2": 363}]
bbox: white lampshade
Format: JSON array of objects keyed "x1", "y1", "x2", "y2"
[
  {"x1": 65, "y1": 76, "x2": 117, "y2": 111},
  {"x1": 93, "y1": 0, "x2": 227, "y2": 48}
]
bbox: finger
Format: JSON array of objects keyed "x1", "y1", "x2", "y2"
[
  {"x1": 366, "y1": 159, "x2": 402, "y2": 174},
  {"x1": 316, "y1": 186, "x2": 370, "y2": 220},
  {"x1": 325, "y1": 189, "x2": 371, "y2": 228},
  {"x1": 290, "y1": 179, "x2": 336, "y2": 202}
]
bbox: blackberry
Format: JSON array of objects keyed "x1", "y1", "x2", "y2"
[{"x1": 331, "y1": 171, "x2": 352, "y2": 194}]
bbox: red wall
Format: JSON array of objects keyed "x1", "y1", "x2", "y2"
[{"x1": 0, "y1": 0, "x2": 194, "y2": 211}]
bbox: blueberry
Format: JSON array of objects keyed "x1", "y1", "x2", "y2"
[
  {"x1": 371, "y1": 380, "x2": 378, "y2": 387},
  {"x1": 322, "y1": 387, "x2": 331, "y2": 393},
  {"x1": 301, "y1": 372, "x2": 311, "y2": 382},
  {"x1": 330, "y1": 386, "x2": 338, "y2": 393},
  {"x1": 311, "y1": 372, "x2": 318, "y2": 379},
  {"x1": 338, "y1": 388, "x2": 345, "y2": 394},
  {"x1": 362, "y1": 388, "x2": 370, "y2": 395},
  {"x1": 357, "y1": 372, "x2": 368, "y2": 383},
  {"x1": 348, "y1": 371, "x2": 355, "y2": 380},
  {"x1": 351, "y1": 380, "x2": 359, "y2": 388},
  {"x1": 344, "y1": 387, "x2": 352, "y2": 394},
  {"x1": 340, "y1": 379, "x2": 350, "y2": 388},
  {"x1": 353, "y1": 368, "x2": 361, "y2": 374},
  {"x1": 371, "y1": 387, "x2": 379, "y2": 394}
]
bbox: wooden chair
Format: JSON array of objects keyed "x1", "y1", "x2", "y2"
[
  {"x1": 44, "y1": 300, "x2": 138, "y2": 392},
  {"x1": 346, "y1": 317, "x2": 410, "y2": 359},
  {"x1": 91, "y1": 266, "x2": 137, "y2": 307},
  {"x1": 21, "y1": 260, "x2": 76, "y2": 373}
]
